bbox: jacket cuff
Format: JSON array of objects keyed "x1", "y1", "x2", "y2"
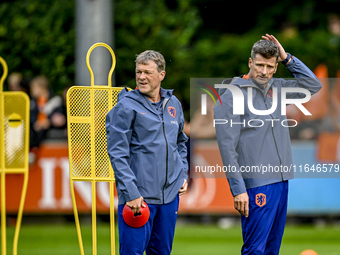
[
  {"x1": 123, "y1": 184, "x2": 141, "y2": 202},
  {"x1": 228, "y1": 178, "x2": 247, "y2": 197}
]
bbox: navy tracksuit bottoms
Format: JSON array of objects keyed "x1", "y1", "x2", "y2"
[
  {"x1": 118, "y1": 195, "x2": 179, "y2": 255},
  {"x1": 241, "y1": 181, "x2": 289, "y2": 255}
]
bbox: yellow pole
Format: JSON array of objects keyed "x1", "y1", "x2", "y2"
[
  {"x1": 89, "y1": 58, "x2": 97, "y2": 255},
  {"x1": 70, "y1": 180, "x2": 85, "y2": 255},
  {"x1": 1, "y1": 172, "x2": 6, "y2": 255},
  {"x1": 0, "y1": 57, "x2": 7, "y2": 92},
  {"x1": 91, "y1": 181, "x2": 97, "y2": 255},
  {"x1": 86, "y1": 42, "x2": 116, "y2": 88},
  {"x1": 0, "y1": 56, "x2": 8, "y2": 255},
  {"x1": 12, "y1": 91, "x2": 30, "y2": 255},
  {"x1": 12, "y1": 171, "x2": 28, "y2": 255},
  {"x1": 110, "y1": 180, "x2": 115, "y2": 255}
]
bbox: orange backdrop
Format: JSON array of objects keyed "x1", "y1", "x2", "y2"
[{"x1": 3, "y1": 141, "x2": 236, "y2": 215}]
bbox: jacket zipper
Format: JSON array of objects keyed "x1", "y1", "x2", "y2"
[
  {"x1": 263, "y1": 94, "x2": 284, "y2": 180},
  {"x1": 161, "y1": 98, "x2": 170, "y2": 204},
  {"x1": 162, "y1": 119, "x2": 169, "y2": 204},
  {"x1": 143, "y1": 95, "x2": 170, "y2": 204}
]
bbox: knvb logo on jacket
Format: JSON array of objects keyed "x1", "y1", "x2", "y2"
[
  {"x1": 196, "y1": 82, "x2": 222, "y2": 115},
  {"x1": 168, "y1": 106, "x2": 176, "y2": 118},
  {"x1": 267, "y1": 88, "x2": 273, "y2": 98}
]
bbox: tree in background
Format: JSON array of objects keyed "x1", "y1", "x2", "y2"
[
  {"x1": 0, "y1": 1, "x2": 75, "y2": 93},
  {"x1": 0, "y1": 0, "x2": 339, "y2": 110},
  {"x1": 114, "y1": 0, "x2": 201, "y2": 106}
]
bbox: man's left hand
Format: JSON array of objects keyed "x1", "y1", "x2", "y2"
[{"x1": 179, "y1": 179, "x2": 188, "y2": 196}]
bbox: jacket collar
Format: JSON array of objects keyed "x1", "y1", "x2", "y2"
[
  {"x1": 118, "y1": 87, "x2": 172, "y2": 100},
  {"x1": 117, "y1": 86, "x2": 173, "y2": 113},
  {"x1": 227, "y1": 77, "x2": 274, "y2": 97}
]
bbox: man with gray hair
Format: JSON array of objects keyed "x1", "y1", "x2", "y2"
[
  {"x1": 214, "y1": 34, "x2": 322, "y2": 254},
  {"x1": 106, "y1": 50, "x2": 188, "y2": 254}
]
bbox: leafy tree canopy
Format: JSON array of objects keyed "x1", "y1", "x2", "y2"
[{"x1": 0, "y1": 0, "x2": 339, "y2": 113}]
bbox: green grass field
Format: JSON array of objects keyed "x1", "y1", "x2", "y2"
[{"x1": 2, "y1": 221, "x2": 340, "y2": 254}]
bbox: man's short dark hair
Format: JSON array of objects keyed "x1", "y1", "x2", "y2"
[{"x1": 251, "y1": 40, "x2": 279, "y2": 61}]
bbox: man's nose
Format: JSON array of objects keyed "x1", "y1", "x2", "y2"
[
  {"x1": 139, "y1": 72, "x2": 146, "y2": 79},
  {"x1": 261, "y1": 66, "x2": 268, "y2": 75}
]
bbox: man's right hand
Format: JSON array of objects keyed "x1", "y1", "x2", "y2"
[
  {"x1": 125, "y1": 196, "x2": 145, "y2": 215},
  {"x1": 234, "y1": 192, "x2": 249, "y2": 217}
]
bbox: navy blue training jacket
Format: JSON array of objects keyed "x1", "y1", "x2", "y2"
[
  {"x1": 106, "y1": 87, "x2": 188, "y2": 205},
  {"x1": 214, "y1": 56, "x2": 322, "y2": 196}
]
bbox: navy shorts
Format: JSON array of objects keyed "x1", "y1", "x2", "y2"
[
  {"x1": 118, "y1": 195, "x2": 179, "y2": 255},
  {"x1": 241, "y1": 181, "x2": 289, "y2": 255}
]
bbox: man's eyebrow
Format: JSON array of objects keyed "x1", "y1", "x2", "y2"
[
  {"x1": 256, "y1": 62, "x2": 275, "y2": 67},
  {"x1": 136, "y1": 68, "x2": 154, "y2": 72}
]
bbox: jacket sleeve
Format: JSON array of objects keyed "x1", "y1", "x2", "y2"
[
  {"x1": 177, "y1": 106, "x2": 189, "y2": 178},
  {"x1": 213, "y1": 89, "x2": 247, "y2": 197},
  {"x1": 106, "y1": 102, "x2": 141, "y2": 202},
  {"x1": 283, "y1": 56, "x2": 322, "y2": 96}
]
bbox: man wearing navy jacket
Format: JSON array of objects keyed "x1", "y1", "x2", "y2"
[
  {"x1": 214, "y1": 34, "x2": 322, "y2": 254},
  {"x1": 106, "y1": 50, "x2": 188, "y2": 255}
]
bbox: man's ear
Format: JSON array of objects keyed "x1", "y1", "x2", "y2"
[
  {"x1": 248, "y1": 58, "x2": 252, "y2": 69},
  {"x1": 274, "y1": 63, "x2": 279, "y2": 74},
  {"x1": 159, "y1": 70, "x2": 166, "y2": 81}
]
